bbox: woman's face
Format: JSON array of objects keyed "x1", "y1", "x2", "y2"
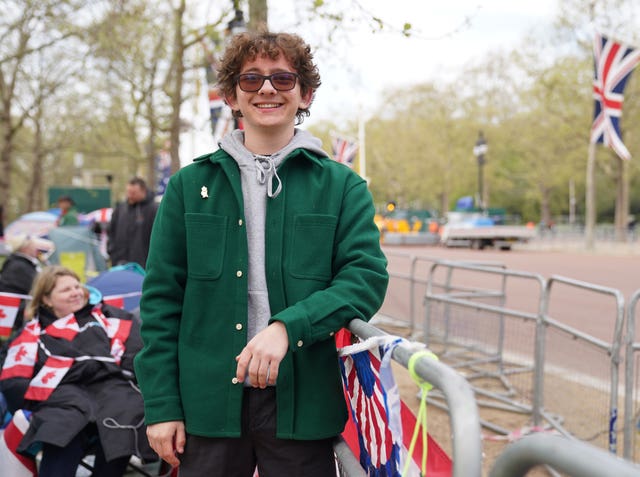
[{"x1": 43, "y1": 275, "x2": 87, "y2": 318}]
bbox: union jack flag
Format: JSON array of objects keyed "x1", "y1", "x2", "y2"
[
  {"x1": 202, "y1": 40, "x2": 238, "y2": 146},
  {"x1": 591, "y1": 32, "x2": 640, "y2": 160},
  {"x1": 338, "y1": 333, "x2": 452, "y2": 476},
  {"x1": 332, "y1": 135, "x2": 359, "y2": 168}
]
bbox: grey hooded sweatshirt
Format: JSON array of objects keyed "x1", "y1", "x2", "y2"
[{"x1": 218, "y1": 129, "x2": 329, "y2": 345}]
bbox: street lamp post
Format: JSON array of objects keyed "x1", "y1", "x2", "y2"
[
  {"x1": 473, "y1": 131, "x2": 488, "y2": 211},
  {"x1": 227, "y1": 5, "x2": 246, "y2": 35}
]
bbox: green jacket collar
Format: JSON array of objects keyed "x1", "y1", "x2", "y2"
[{"x1": 193, "y1": 148, "x2": 326, "y2": 168}]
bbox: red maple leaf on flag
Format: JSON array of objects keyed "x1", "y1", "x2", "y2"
[
  {"x1": 41, "y1": 371, "x2": 57, "y2": 384},
  {"x1": 15, "y1": 346, "x2": 28, "y2": 362}
]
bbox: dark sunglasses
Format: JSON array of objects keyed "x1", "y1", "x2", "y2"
[{"x1": 236, "y1": 72, "x2": 299, "y2": 92}]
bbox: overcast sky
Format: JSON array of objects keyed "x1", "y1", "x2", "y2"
[
  {"x1": 270, "y1": 0, "x2": 560, "y2": 123},
  {"x1": 182, "y1": 1, "x2": 560, "y2": 160}
]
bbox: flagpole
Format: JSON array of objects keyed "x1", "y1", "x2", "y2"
[
  {"x1": 358, "y1": 113, "x2": 367, "y2": 183},
  {"x1": 585, "y1": 141, "x2": 596, "y2": 250}
]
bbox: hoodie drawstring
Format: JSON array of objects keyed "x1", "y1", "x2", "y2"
[{"x1": 255, "y1": 155, "x2": 283, "y2": 198}]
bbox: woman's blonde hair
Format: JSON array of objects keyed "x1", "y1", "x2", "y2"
[{"x1": 26, "y1": 265, "x2": 82, "y2": 320}]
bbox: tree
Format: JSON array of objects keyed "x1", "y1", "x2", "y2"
[{"x1": 0, "y1": 1, "x2": 79, "y2": 216}]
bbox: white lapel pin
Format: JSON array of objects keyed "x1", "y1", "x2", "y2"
[{"x1": 201, "y1": 186, "x2": 209, "y2": 199}]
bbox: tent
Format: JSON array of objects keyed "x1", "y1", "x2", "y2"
[
  {"x1": 86, "y1": 266, "x2": 144, "y2": 311},
  {"x1": 47, "y1": 226, "x2": 107, "y2": 281},
  {"x1": 3, "y1": 211, "x2": 59, "y2": 239}
]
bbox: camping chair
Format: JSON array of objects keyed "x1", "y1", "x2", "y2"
[{"x1": 0, "y1": 407, "x2": 174, "y2": 477}]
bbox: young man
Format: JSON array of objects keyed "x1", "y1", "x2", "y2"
[
  {"x1": 134, "y1": 30, "x2": 388, "y2": 476},
  {"x1": 107, "y1": 177, "x2": 157, "y2": 269}
]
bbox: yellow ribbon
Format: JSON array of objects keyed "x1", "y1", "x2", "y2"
[{"x1": 403, "y1": 350, "x2": 439, "y2": 476}]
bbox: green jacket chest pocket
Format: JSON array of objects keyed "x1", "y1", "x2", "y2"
[
  {"x1": 289, "y1": 214, "x2": 337, "y2": 281},
  {"x1": 185, "y1": 213, "x2": 227, "y2": 279}
]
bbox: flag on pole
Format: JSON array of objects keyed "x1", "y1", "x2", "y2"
[
  {"x1": 331, "y1": 135, "x2": 359, "y2": 168},
  {"x1": 202, "y1": 40, "x2": 237, "y2": 145},
  {"x1": 209, "y1": 88, "x2": 235, "y2": 143},
  {"x1": 591, "y1": 32, "x2": 640, "y2": 160}
]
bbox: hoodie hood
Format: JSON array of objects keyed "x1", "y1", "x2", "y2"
[
  {"x1": 219, "y1": 128, "x2": 328, "y2": 199},
  {"x1": 218, "y1": 128, "x2": 328, "y2": 163}
]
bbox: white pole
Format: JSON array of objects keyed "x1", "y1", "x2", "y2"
[{"x1": 358, "y1": 114, "x2": 367, "y2": 182}]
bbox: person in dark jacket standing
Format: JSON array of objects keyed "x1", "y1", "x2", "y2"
[
  {"x1": 0, "y1": 265, "x2": 155, "y2": 477},
  {"x1": 135, "y1": 30, "x2": 388, "y2": 476},
  {"x1": 107, "y1": 177, "x2": 158, "y2": 269}
]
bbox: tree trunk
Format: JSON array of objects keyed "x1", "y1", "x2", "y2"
[
  {"x1": 614, "y1": 158, "x2": 628, "y2": 242},
  {"x1": 585, "y1": 142, "x2": 596, "y2": 249},
  {"x1": 169, "y1": 0, "x2": 186, "y2": 174},
  {"x1": 0, "y1": 114, "x2": 16, "y2": 215},
  {"x1": 248, "y1": 0, "x2": 268, "y2": 31},
  {"x1": 27, "y1": 111, "x2": 45, "y2": 212},
  {"x1": 540, "y1": 186, "x2": 551, "y2": 227}
]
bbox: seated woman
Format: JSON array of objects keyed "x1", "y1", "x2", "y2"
[{"x1": 0, "y1": 265, "x2": 155, "y2": 477}]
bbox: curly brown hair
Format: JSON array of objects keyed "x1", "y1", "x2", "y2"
[{"x1": 216, "y1": 30, "x2": 321, "y2": 124}]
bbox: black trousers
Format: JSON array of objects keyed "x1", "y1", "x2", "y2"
[
  {"x1": 38, "y1": 425, "x2": 130, "y2": 477},
  {"x1": 178, "y1": 387, "x2": 337, "y2": 477}
]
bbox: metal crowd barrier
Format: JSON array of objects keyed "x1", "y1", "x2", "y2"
[
  {"x1": 624, "y1": 288, "x2": 640, "y2": 460},
  {"x1": 540, "y1": 276, "x2": 625, "y2": 453},
  {"x1": 423, "y1": 260, "x2": 545, "y2": 435},
  {"x1": 489, "y1": 433, "x2": 640, "y2": 477}
]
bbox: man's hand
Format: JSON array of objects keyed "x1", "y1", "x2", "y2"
[
  {"x1": 236, "y1": 321, "x2": 289, "y2": 388},
  {"x1": 146, "y1": 420, "x2": 185, "y2": 468}
]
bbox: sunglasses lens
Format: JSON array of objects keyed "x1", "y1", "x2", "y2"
[
  {"x1": 238, "y1": 74, "x2": 264, "y2": 91},
  {"x1": 271, "y1": 73, "x2": 297, "y2": 90},
  {"x1": 237, "y1": 73, "x2": 298, "y2": 92}
]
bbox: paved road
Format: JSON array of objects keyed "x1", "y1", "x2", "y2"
[{"x1": 380, "y1": 242, "x2": 640, "y2": 343}]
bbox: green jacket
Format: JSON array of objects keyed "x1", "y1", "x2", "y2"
[
  {"x1": 58, "y1": 207, "x2": 79, "y2": 226},
  {"x1": 134, "y1": 148, "x2": 388, "y2": 440}
]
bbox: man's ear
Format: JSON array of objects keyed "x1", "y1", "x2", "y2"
[
  {"x1": 299, "y1": 89, "x2": 314, "y2": 109},
  {"x1": 224, "y1": 95, "x2": 238, "y2": 111}
]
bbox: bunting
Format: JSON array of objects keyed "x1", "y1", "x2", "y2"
[
  {"x1": 23, "y1": 356, "x2": 74, "y2": 401},
  {"x1": 0, "y1": 324, "x2": 39, "y2": 380},
  {"x1": 0, "y1": 293, "x2": 25, "y2": 338}
]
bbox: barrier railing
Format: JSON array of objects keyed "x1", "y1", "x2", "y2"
[
  {"x1": 380, "y1": 249, "x2": 504, "y2": 338},
  {"x1": 333, "y1": 435, "x2": 367, "y2": 477},
  {"x1": 624, "y1": 288, "x2": 640, "y2": 460},
  {"x1": 541, "y1": 276, "x2": 625, "y2": 453},
  {"x1": 488, "y1": 433, "x2": 640, "y2": 477},
  {"x1": 423, "y1": 260, "x2": 545, "y2": 435}
]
